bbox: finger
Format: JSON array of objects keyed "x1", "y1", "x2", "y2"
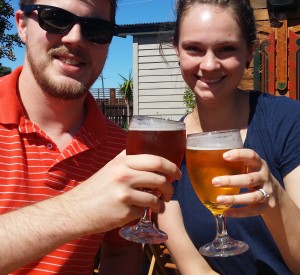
[
  {"x1": 212, "y1": 172, "x2": 265, "y2": 189},
  {"x1": 126, "y1": 189, "x2": 166, "y2": 214},
  {"x1": 216, "y1": 189, "x2": 267, "y2": 206},
  {"x1": 117, "y1": 149, "x2": 126, "y2": 156},
  {"x1": 126, "y1": 170, "x2": 174, "y2": 202},
  {"x1": 224, "y1": 203, "x2": 268, "y2": 218},
  {"x1": 223, "y1": 148, "x2": 264, "y2": 171},
  {"x1": 126, "y1": 154, "x2": 182, "y2": 181}
]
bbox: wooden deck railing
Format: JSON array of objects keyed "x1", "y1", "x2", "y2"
[
  {"x1": 100, "y1": 102, "x2": 132, "y2": 129},
  {"x1": 91, "y1": 88, "x2": 133, "y2": 129}
]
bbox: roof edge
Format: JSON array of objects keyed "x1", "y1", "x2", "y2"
[{"x1": 116, "y1": 22, "x2": 175, "y2": 37}]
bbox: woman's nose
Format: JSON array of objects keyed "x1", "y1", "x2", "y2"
[{"x1": 199, "y1": 51, "x2": 220, "y2": 71}]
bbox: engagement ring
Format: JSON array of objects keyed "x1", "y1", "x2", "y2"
[{"x1": 259, "y1": 188, "x2": 270, "y2": 202}]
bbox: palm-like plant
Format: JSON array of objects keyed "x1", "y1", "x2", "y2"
[{"x1": 118, "y1": 72, "x2": 133, "y2": 127}]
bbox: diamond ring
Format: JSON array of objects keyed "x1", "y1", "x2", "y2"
[{"x1": 259, "y1": 188, "x2": 270, "y2": 202}]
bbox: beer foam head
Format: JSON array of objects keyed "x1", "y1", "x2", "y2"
[
  {"x1": 129, "y1": 116, "x2": 186, "y2": 131},
  {"x1": 187, "y1": 130, "x2": 243, "y2": 150}
]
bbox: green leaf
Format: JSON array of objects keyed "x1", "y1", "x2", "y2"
[{"x1": 0, "y1": 0, "x2": 23, "y2": 61}]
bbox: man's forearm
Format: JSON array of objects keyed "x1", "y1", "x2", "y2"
[{"x1": 0, "y1": 195, "x2": 79, "y2": 274}]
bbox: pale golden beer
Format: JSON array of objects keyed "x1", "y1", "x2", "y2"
[
  {"x1": 186, "y1": 148, "x2": 244, "y2": 215},
  {"x1": 186, "y1": 130, "x2": 248, "y2": 256}
]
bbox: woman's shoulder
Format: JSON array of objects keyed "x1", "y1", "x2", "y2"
[
  {"x1": 250, "y1": 90, "x2": 299, "y2": 103},
  {"x1": 249, "y1": 90, "x2": 300, "y2": 113},
  {"x1": 247, "y1": 91, "x2": 300, "y2": 138}
]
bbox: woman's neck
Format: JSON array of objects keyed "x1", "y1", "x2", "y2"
[{"x1": 185, "y1": 90, "x2": 250, "y2": 135}]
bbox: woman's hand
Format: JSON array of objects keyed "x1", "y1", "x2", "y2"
[{"x1": 211, "y1": 148, "x2": 277, "y2": 217}]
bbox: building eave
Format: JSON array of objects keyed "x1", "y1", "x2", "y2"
[{"x1": 116, "y1": 22, "x2": 174, "y2": 38}]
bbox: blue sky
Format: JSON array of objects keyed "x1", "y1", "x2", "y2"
[{"x1": 2, "y1": 0, "x2": 176, "y2": 89}]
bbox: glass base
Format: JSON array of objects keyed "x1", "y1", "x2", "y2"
[
  {"x1": 119, "y1": 222, "x2": 168, "y2": 244},
  {"x1": 199, "y1": 236, "x2": 249, "y2": 257}
]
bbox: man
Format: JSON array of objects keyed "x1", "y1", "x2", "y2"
[{"x1": 0, "y1": 0, "x2": 180, "y2": 274}]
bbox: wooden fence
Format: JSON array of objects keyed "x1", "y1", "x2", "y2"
[
  {"x1": 91, "y1": 88, "x2": 133, "y2": 128},
  {"x1": 98, "y1": 101, "x2": 133, "y2": 129}
]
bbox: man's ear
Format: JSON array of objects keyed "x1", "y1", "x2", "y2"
[{"x1": 15, "y1": 10, "x2": 27, "y2": 44}]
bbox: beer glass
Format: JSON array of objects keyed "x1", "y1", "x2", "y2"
[
  {"x1": 119, "y1": 116, "x2": 186, "y2": 244},
  {"x1": 186, "y1": 130, "x2": 249, "y2": 257}
]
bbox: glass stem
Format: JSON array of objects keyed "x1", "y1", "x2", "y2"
[
  {"x1": 140, "y1": 207, "x2": 152, "y2": 224},
  {"x1": 215, "y1": 214, "x2": 228, "y2": 238}
]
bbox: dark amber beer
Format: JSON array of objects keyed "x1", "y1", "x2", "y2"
[
  {"x1": 127, "y1": 129, "x2": 186, "y2": 167},
  {"x1": 119, "y1": 116, "x2": 186, "y2": 244},
  {"x1": 186, "y1": 148, "x2": 244, "y2": 215}
]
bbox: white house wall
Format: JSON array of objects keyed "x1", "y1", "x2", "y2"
[{"x1": 133, "y1": 34, "x2": 187, "y2": 121}]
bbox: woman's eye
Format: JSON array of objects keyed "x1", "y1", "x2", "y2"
[
  {"x1": 220, "y1": 45, "x2": 235, "y2": 52},
  {"x1": 186, "y1": 46, "x2": 202, "y2": 53},
  {"x1": 187, "y1": 46, "x2": 197, "y2": 51}
]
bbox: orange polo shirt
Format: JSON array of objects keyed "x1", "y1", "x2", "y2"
[{"x1": 0, "y1": 67, "x2": 129, "y2": 274}]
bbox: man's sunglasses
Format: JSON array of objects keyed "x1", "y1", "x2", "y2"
[{"x1": 23, "y1": 4, "x2": 118, "y2": 44}]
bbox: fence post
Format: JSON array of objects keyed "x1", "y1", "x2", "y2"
[{"x1": 110, "y1": 88, "x2": 116, "y2": 104}]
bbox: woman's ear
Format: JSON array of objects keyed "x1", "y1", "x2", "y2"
[
  {"x1": 173, "y1": 40, "x2": 179, "y2": 57},
  {"x1": 15, "y1": 10, "x2": 27, "y2": 44},
  {"x1": 173, "y1": 42, "x2": 180, "y2": 66}
]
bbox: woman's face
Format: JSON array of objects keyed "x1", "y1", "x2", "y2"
[{"x1": 175, "y1": 4, "x2": 251, "y2": 104}]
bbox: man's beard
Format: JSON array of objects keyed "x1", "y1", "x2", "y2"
[{"x1": 27, "y1": 47, "x2": 92, "y2": 100}]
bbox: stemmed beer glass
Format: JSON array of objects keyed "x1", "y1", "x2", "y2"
[
  {"x1": 119, "y1": 116, "x2": 186, "y2": 244},
  {"x1": 186, "y1": 130, "x2": 249, "y2": 257}
]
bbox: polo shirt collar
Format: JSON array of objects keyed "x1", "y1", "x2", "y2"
[
  {"x1": 0, "y1": 66, "x2": 24, "y2": 124},
  {"x1": 82, "y1": 92, "x2": 107, "y2": 142},
  {"x1": 0, "y1": 66, "x2": 107, "y2": 143}
]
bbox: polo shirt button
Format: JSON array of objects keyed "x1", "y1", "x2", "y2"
[{"x1": 47, "y1": 143, "x2": 53, "y2": 150}]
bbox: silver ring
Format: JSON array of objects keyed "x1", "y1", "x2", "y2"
[{"x1": 258, "y1": 188, "x2": 270, "y2": 202}]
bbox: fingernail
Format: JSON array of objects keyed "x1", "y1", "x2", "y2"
[
  {"x1": 217, "y1": 196, "x2": 226, "y2": 204},
  {"x1": 212, "y1": 178, "x2": 221, "y2": 186},
  {"x1": 223, "y1": 152, "x2": 231, "y2": 159}
]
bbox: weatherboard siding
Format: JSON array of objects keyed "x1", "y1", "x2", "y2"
[{"x1": 133, "y1": 34, "x2": 186, "y2": 120}]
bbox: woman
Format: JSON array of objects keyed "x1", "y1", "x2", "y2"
[{"x1": 158, "y1": 0, "x2": 300, "y2": 274}]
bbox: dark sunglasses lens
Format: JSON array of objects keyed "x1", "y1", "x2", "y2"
[
  {"x1": 39, "y1": 8, "x2": 74, "y2": 34},
  {"x1": 35, "y1": 6, "x2": 114, "y2": 44},
  {"x1": 83, "y1": 19, "x2": 114, "y2": 44}
]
